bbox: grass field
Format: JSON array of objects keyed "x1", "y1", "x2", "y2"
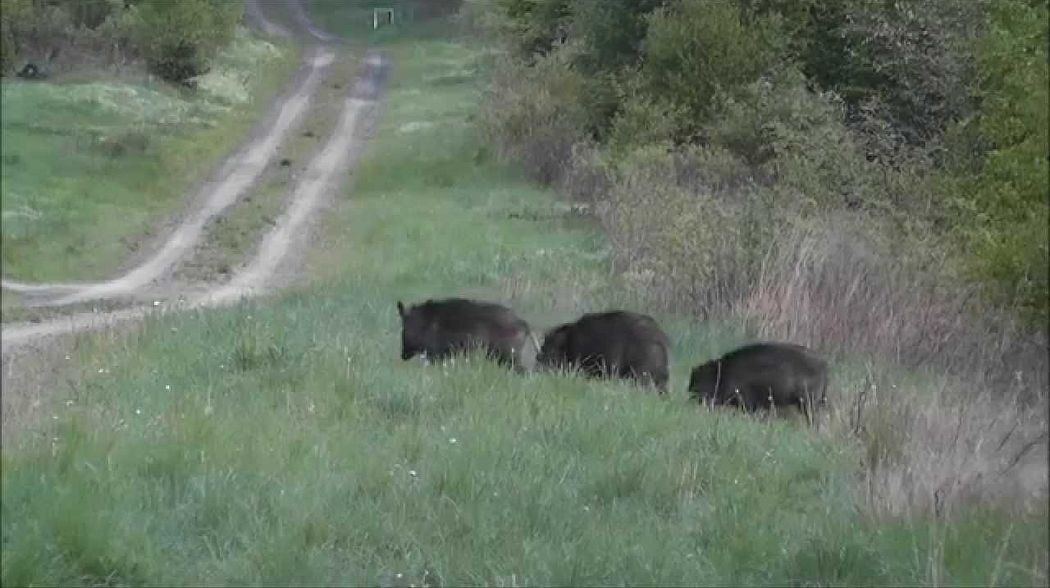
[
  {"x1": 2, "y1": 12, "x2": 1046, "y2": 588},
  {"x1": 0, "y1": 28, "x2": 299, "y2": 283}
]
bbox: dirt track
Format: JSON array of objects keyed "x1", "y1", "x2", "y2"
[{"x1": 1, "y1": 1, "x2": 386, "y2": 352}]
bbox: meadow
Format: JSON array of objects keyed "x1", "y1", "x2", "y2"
[{"x1": 2, "y1": 11, "x2": 1046, "y2": 588}]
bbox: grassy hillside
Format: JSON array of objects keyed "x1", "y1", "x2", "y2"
[
  {"x1": 0, "y1": 28, "x2": 298, "y2": 283},
  {"x1": 2, "y1": 16, "x2": 1046, "y2": 588}
]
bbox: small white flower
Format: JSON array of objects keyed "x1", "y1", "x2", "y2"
[
  {"x1": 165, "y1": 385, "x2": 171, "y2": 391},
  {"x1": 583, "y1": 505, "x2": 590, "y2": 512},
  {"x1": 396, "y1": 573, "x2": 403, "y2": 579},
  {"x1": 152, "y1": 300, "x2": 161, "y2": 307},
  {"x1": 98, "y1": 368, "x2": 105, "y2": 373},
  {"x1": 64, "y1": 355, "x2": 70, "y2": 360},
  {"x1": 65, "y1": 400, "x2": 74, "y2": 406},
  {"x1": 408, "y1": 469, "x2": 418, "y2": 477},
  {"x1": 449, "y1": 437, "x2": 457, "y2": 444},
  {"x1": 135, "y1": 409, "x2": 142, "y2": 415}
]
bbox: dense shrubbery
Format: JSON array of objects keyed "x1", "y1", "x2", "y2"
[
  {"x1": 469, "y1": 0, "x2": 1048, "y2": 347},
  {"x1": 0, "y1": 0, "x2": 243, "y2": 85}
]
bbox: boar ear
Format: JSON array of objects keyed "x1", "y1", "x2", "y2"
[{"x1": 396, "y1": 300, "x2": 406, "y2": 318}]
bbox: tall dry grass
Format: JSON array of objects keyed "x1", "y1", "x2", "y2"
[
  {"x1": 830, "y1": 370, "x2": 1047, "y2": 519},
  {"x1": 736, "y1": 216, "x2": 1048, "y2": 518}
]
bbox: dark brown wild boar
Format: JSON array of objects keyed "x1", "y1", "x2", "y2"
[
  {"x1": 537, "y1": 310, "x2": 670, "y2": 392},
  {"x1": 396, "y1": 298, "x2": 536, "y2": 370},
  {"x1": 688, "y1": 342, "x2": 828, "y2": 421}
]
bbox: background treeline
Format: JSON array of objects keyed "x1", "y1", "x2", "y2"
[
  {"x1": 1, "y1": 0, "x2": 243, "y2": 85},
  {"x1": 464, "y1": 0, "x2": 1048, "y2": 387}
]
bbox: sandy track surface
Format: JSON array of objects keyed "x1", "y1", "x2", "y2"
[{"x1": 1, "y1": 3, "x2": 387, "y2": 353}]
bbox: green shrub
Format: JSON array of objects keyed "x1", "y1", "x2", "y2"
[
  {"x1": 133, "y1": 0, "x2": 242, "y2": 86},
  {"x1": 638, "y1": 0, "x2": 786, "y2": 140},
  {"x1": 567, "y1": 0, "x2": 666, "y2": 138},
  {"x1": 955, "y1": 0, "x2": 1049, "y2": 324},
  {"x1": 569, "y1": 0, "x2": 663, "y2": 74},
  {"x1": 790, "y1": 0, "x2": 983, "y2": 147},
  {"x1": 493, "y1": 0, "x2": 571, "y2": 59},
  {"x1": 479, "y1": 44, "x2": 591, "y2": 184},
  {"x1": 604, "y1": 78, "x2": 685, "y2": 154}
]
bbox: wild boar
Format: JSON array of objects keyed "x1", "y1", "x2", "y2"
[
  {"x1": 537, "y1": 310, "x2": 670, "y2": 392},
  {"x1": 688, "y1": 342, "x2": 828, "y2": 420},
  {"x1": 396, "y1": 297, "x2": 535, "y2": 370}
]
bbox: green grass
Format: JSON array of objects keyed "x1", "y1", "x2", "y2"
[
  {"x1": 2, "y1": 16, "x2": 1046, "y2": 588},
  {"x1": 0, "y1": 28, "x2": 299, "y2": 283}
]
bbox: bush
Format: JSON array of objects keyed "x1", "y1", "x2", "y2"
[
  {"x1": 0, "y1": 0, "x2": 246, "y2": 86},
  {"x1": 569, "y1": 0, "x2": 664, "y2": 74},
  {"x1": 493, "y1": 0, "x2": 571, "y2": 60},
  {"x1": 705, "y1": 68, "x2": 879, "y2": 210},
  {"x1": 952, "y1": 0, "x2": 1049, "y2": 325},
  {"x1": 638, "y1": 0, "x2": 786, "y2": 141},
  {"x1": 604, "y1": 78, "x2": 685, "y2": 154},
  {"x1": 791, "y1": 0, "x2": 984, "y2": 147},
  {"x1": 0, "y1": 0, "x2": 72, "y2": 74},
  {"x1": 133, "y1": 0, "x2": 242, "y2": 86},
  {"x1": 479, "y1": 44, "x2": 591, "y2": 184}
]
